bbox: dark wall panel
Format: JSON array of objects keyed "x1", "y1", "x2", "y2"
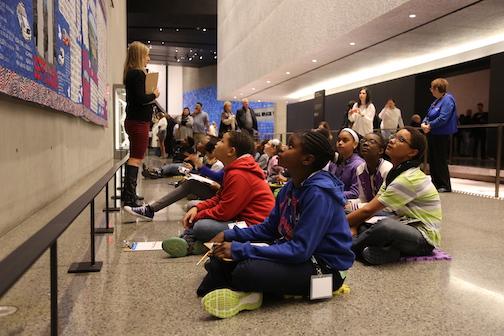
[
  {"x1": 286, "y1": 99, "x2": 314, "y2": 132},
  {"x1": 489, "y1": 53, "x2": 504, "y2": 123},
  {"x1": 286, "y1": 54, "x2": 502, "y2": 134},
  {"x1": 287, "y1": 76, "x2": 416, "y2": 132}
]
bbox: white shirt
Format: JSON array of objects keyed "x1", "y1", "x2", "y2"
[
  {"x1": 158, "y1": 117, "x2": 167, "y2": 131},
  {"x1": 349, "y1": 103, "x2": 376, "y2": 136},
  {"x1": 379, "y1": 107, "x2": 404, "y2": 130}
]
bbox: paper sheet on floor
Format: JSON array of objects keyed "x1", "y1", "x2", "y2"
[{"x1": 123, "y1": 241, "x2": 163, "y2": 252}]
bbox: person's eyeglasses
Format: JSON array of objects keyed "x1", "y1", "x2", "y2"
[
  {"x1": 360, "y1": 138, "x2": 379, "y2": 146},
  {"x1": 389, "y1": 134, "x2": 412, "y2": 146}
]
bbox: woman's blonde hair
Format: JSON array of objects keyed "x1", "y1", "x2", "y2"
[{"x1": 123, "y1": 41, "x2": 149, "y2": 83}]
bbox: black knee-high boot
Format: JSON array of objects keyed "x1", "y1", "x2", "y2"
[{"x1": 122, "y1": 165, "x2": 143, "y2": 207}]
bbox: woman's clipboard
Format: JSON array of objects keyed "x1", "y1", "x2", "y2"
[{"x1": 145, "y1": 72, "x2": 159, "y2": 94}]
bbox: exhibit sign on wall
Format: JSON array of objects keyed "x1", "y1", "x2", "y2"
[{"x1": 0, "y1": 0, "x2": 108, "y2": 126}]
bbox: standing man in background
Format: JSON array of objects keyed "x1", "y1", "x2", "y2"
[
  {"x1": 192, "y1": 102, "x2": 210, "y2": 146},
  {"x1": 472, "y1": 102, "x2": 488, "y2": 159},
  {"x1": 236, "y1": 98, "x2": 258, "y2": 137},
  {"x1": 421, "y1": 78, "x2": 458, "y2": 193}
]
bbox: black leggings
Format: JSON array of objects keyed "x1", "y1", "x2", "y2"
[
  {"x1": 197, "y1": 257, "x2": 345, "y2": 297},
  {"x1": 352, "y1": 218, "x2": 434, "y2": 258},
  {"x1": 149, "y1": 179, "x2": 216, "y2": 212}
]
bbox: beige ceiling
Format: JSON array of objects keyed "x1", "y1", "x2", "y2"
[{"x1": 235, "y1": 0, "x2": 504, "y2": 102}]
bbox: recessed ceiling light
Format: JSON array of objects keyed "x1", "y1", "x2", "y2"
[
  {"x1": 409, "y1": 14, "x2": 416, "y2": 18},
  {"x1": 196, "y1": 27, "x2": 200, "y2": 30},
  {"x1": 175, "y1": 49, "x2": 178, "y2": 52},
  {"x1": 252, "y1": 88, "x2": 255, "y2": 90},
  {"x1": 176, "y1": 28, "x2": 179, "y2": 32},
  {"x1": 214, "y1": 51, "x2": 217, "y2": 54},
  {"x1": 190, "y1": 49, "x2": 193, "y2": 53},
  {"x1": 177, "y1": 59, "x2": 180, "y2": 62},
  {"x1": 266, "y1": 80, "x2": 271, "y2": 83},
  {"x1": 312, "y1": 59, "x2": 317, "y2": 63},
  {"x1": 161, "y1": 41, "x2": 165, "y2": 45},
  {"x1": 159, "y1": 28, "x2": 163, "y2": 31},
  {"x1": 194, "y1": 52, "x2": 198, "y2": 56},
  {"x1": 199, "y1": 56, "x2": 203, "y2": 60},
  {"x1": 202, "y1": 28, "x2": 207, "y2": 32},
  {"x1": 189, "y1": 57, "x2": 192, "y2": 61},
  {"x1": 285, "y1": 71, "x2": 290, "y2": 75},
  {"x1": 214, "y1": 56, "x2": 217, "y2": 59},
  {"x1": 147, "y1": 40, "x2": 150, "y2": 44},
  {"x1": 349, "y1": 42, "x2": 356, "y2": 46}
]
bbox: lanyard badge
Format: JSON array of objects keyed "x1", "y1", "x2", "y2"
[{"x1": 310, "y1": 256, "x2": 333, "y2": 300}]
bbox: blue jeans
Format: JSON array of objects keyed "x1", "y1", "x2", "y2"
[
  {"x1": 159, "y1": 163, "x2": 183, "y2": 176},
  {"x1": 186, "y1": 219, "x2": 232, "y2": 242}
]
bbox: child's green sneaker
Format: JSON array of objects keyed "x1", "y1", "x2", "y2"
[
  {"x1": 162, "y1": 237, "x2": 189, "y2": 257},
  {"x1": 202, "y1": 289, "x2": 262, "y2": 318}
]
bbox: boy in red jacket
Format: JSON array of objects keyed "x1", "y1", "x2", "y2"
[{"x1": 162, "y1": 131, "x2": 275, "y2": 257}]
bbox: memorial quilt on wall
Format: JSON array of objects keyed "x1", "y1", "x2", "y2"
[{"x1": 0, "y1": 0, "x2": 108, "y2": 126}]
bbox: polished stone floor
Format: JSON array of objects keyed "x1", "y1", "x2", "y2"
[{"x1": 1, "y1": 157, "x2": 504, "y2": 335}]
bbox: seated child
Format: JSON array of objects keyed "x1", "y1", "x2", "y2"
[
  {"x1": 197, "y1": 131, "x2": 355, "y2": 318},
  {"x1": 348, "y1": 127, "x2": 441, "y2": 265},
  {"x1": 264, "y1": 139, "x2": 286, "y2": 183},
  {"x1": 161, "y1": 131, "x2": 275, "y2": 257},
  {"x1": 143, "y1": 137, "x2": 222, "y2": 179},
  {"x1": 346, "y1": 132, "x2": 392, "y2": 211},
  {"x1": 125, "y1": 137, "x2": 224, "y2": 220},
  {"x1": 329, "y1": 128, "x2": 364, "y2": 200}
]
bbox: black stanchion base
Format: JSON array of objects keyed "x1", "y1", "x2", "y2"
[
  {"x1": 103, "y1": 207, "x2": 120, "y2": 212},
  {"x1": 111, "y1": 196, "x2": 121, "y2": 200},
  {"x1": 95, "y1": 227, "x2": 114, "y2": 234},
  {"x1": 68, "y1": 261, "x2": 103, "y2": 273}
]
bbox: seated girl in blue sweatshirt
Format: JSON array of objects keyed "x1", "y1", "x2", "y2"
[{"x1": 198, "y1": 131, "x2": 355, "y2": 318}]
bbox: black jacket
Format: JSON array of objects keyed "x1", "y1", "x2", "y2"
[
  {"x1": 125, "y1": 69, "x2": 156, "y2": 122},
  {"x1": 236, "y1": 106, "x2": 258, "y2": 132}
]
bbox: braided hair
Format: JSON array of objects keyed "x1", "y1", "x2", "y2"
[{"x1": 295, "y1": 130, "x2": 335, "y2": 170}]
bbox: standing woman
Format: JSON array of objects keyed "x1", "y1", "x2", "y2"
[
  {"x1": 378, "y1": 99, "x2": 404, "y2": 139},
  {"x1": 219, "y1": 101, "x2": 237, "y2": 137},
  {"x1": 122, "y1": 41, "x2": 160, "y2": 207},
  {"x1": 175, "y1": 107, "x2": 194, "y2": 142},
  {"x1": 348, "y1": 88, "x2": 376, "y2": 137},
  {"x1": 421, "y1": 78, "x2": 458, "y2": 192},
  {"x1": 157, "y1": 112, "x2": 168, "y2": 158}
]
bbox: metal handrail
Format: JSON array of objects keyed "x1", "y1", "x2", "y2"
[{"x1": 0, "y1": 155, "x2": 128, "y2": 335}]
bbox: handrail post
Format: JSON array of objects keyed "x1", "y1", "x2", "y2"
[
  {"x1": 90, "y1": 200, "x2": 96, "y2": 265},
  {"x1": 111, "y1": 166, "x2": 123, "y2": 202},
  {"x1": 109, "y1": 170, "x2": 120, "y2": 211},
  {"x1": 495, "y1": 125, "x2": 502, "y2": 198},
  {"x1": 50, "y1": 241, "x2": 58, "y2": 336},
  {"x1": 68, "y1": 199, "x2": 103, "y2": 273},
  {"x1": 97, "y1": 183, "x2": 115, "y2": 234}
]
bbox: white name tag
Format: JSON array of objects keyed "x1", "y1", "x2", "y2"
[{"x1": 310, "y1": 274, "x2": 333, "y2": 300}]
